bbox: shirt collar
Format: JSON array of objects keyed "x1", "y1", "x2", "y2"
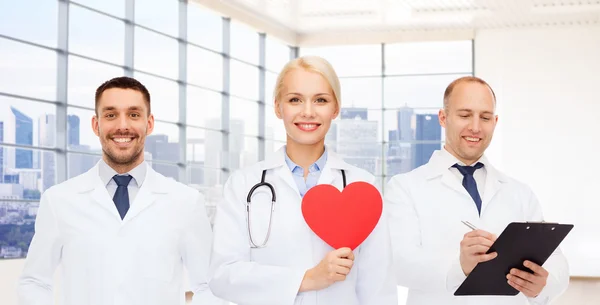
[
  {"x1": 98, "y1": 158, "x2": 147, "y2": 188},
  {"x1": 439, "y1": 146, "x2": 489, "y2": 170},
  {"x1": 284, "y1": 146, "x2": 328, "y2": 175}
]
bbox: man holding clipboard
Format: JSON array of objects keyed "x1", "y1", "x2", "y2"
[{"x1": 385, "y1": 76, "x2": 570, "y2": 305}]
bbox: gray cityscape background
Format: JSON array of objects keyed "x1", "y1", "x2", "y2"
[{"x1": 0, "y1": 0, "x2": 471, "y2": 259}]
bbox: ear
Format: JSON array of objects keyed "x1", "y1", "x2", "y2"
[
  {"x1": 274, "y1": 99, "x2": 283, "y2": 119},
  {"x1": 92, "y1": 115, "x2": 100, "y2": 137},
  {"x1": 332, "y1": 102, "x2": 340, "y2": 119},
  {"x1": 147, "y1": 113, "x2": 155, "y2": 135},
  {"x1": 438, "y1": 108, "x2": 447, "y2": 128},
  {"x1": 495, "y1": 114, "x2": 499, "y2": 124}
]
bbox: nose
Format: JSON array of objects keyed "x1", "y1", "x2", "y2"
[
  {"x1": 301, "y1": 102, "x2": 316, "y2": 118},
  {"x1": 468, "y1": 117, "x2": 481, "y2": 133},
  {"x1": 116, "y1": 114, "x2": 130, "y2": 131}
]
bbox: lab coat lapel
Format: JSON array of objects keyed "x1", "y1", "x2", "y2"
[
  {"x1": 264, "y1": 147, "x2": 300, "y2": 196},
  {"x1": 317, "y1": 166, "x2": 335, "y2": 187},
  {"x1": 425, "y1": 151, "x2": 470, "y2": 197},
  {"x1": 440, "y1": 171, "x2": 470, "y2": 197},
  {"x1": 481, "y1": 164, "x2": 507, "y2": 214},
  {"x1": 78, "y1": 163, "x2": 123, "y2": 221},
  {"x1": 275, "y1": 166, "x2": 300, "y2": 196},
  {"x1": 317, "y1": 152, "x2": 349, "y2": 189},
  {"x1": 122, "y1": 164, "x2": 167, "y2": 225},
  {"x1": 90, "y1": 185, "x2": 122, "y2": 221}
]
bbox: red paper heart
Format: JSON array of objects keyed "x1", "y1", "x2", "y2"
[{"x1": 301, "y1": 181, "x2": 382, "y2": 250}]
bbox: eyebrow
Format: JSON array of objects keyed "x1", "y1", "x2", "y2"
[
  {"x1": 101, "y1": 106, "x2": 144, "y2": 112},
  {"x1": 455, "y1": 108, "x2": 494, "y2": 115},
  {"x1": 285, "y1": 92, "x2": 332, "y2": 97}
]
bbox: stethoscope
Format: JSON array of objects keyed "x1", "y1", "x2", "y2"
[{"x1": 246, "y1": 169, "x2": 347, "y2": 248}]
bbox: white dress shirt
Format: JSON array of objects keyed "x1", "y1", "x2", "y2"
[
  {"x1": 441, "y1": 147, "x2": 488, "y2": 202},
  {"x1": 98, "y1": 159, "x2": 146, "y2": 204}
]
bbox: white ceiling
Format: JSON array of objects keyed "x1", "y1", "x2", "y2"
[{"x1": 197, "y1": 0, "x2": 600, "y2": 45}]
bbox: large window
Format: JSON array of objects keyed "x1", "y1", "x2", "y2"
[
  {"x1": 0, "y1": 0, "x2": 470, "y2": 267},
  {"x1": 73, "y1": 0, "x2": 125, "y2": 19},
  {"x1": 0, "y1": 1, "x2": 290, "y2": 261},
  {"x1": 301, "y1": 44, "x2": 382, "y2": 77},
  {"x1": 187, "y1": 46, "x2": 223, "y2": 91},
  {"x1": 133, "y1": 72, "x2": 180, "y2": 123},
  {"x1": 230, "y1": 60, "x2": 259, "y2": 100},
  {"x1": 0, "y1": 38, "x2": 57, "y2": 100},
  {"x1": 187, "y1": 4, "x2": 222, "y2": 52},
  {"x1": 230, "y1": 21, "x2": 259, "y2": 65},
  {"x1": 134, "y1": 0, "x2": 179, "y2": 37},
  {"x1": 301, "y1": 41, "x2": 474, "y2": 187},
  {"x1": 266, "y1": 36, "x2": 290, "y2": 73},
  {"x1": 68, "y1": 56, "x2": 125, "y2": 107},
  {"x1": 0, "y1": 0, "x2": 58, "y2": 47},
  {"x1": 69, "y1": 4, "x2": 125, "y2": 65},
  {"x1": 133, "y1": 27, "x2": 179, "y2": 79}
]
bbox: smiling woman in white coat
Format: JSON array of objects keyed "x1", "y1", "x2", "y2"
[
  {"x1": 385, "y1": 76, "x2": 569, "y2": 305},
  {"x1": 209, "y1": 56, "x2": 397, "y2": 305},
  {"x1": 17, "y1": 77, "x2": 222, "y2": 305}
]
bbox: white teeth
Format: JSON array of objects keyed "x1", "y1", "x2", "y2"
[
  {"x1": 465, "y1": 137, "x2": 480, "y2": 142},
  {"x1": 299, "y1": 124, "x2": 317, "y2": 129},
  {"x1": 113, "y1": 138, "x2": 132, "y2": 143}
]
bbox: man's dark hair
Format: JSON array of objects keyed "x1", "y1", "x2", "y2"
[{"x1": 95, "y1": 76, "x2": 151, "y2": 115}]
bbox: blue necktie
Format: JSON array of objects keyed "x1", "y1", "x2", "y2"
[
  {"x1": 453, "y1": 163, "x2": 484, "y2": 215},
  {"x1": 113, "y1": 175, "x2": 133, "y2": 220}
]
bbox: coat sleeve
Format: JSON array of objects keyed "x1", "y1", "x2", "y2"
[
  {"x1": 524, "y1": 187, "x2": 570, "y2": 305},
  {"x1": 385, "y1": 175, "x2": 460, "y2": 293},
  {"x1": 182, "y1": 191, "x2": 228, "y2": 305},
  {"x1": 208, "y1": 171, "x2": 306, "y2": 305},
  {"x1": 17, "y1": 189, "x2": 62, "y2": 305}
]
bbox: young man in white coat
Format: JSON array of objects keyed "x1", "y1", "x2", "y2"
[
  {"x1": 18, "y1": 77, "x2": 223, "y2": 305},
  {"x1": 385, "y1": 76, "x2": 569, "y2": 305}
]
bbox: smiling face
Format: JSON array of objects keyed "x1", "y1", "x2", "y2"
[
  {"x1": 274, "y1": 68, "x2": 339, "y2": 147},
  {"x1": 92, "y1": 88, "x2": 154, "y2": 170},
  {"x1": 439, "y1": 80, "x2": 498, "y2": 165}
]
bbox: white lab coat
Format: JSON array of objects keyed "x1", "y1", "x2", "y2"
[
  {"x1": 209, "y1": 147, "x2": 398, "y2": 305},
  {"x1": 18, "y1": 162, "x2": 223, "y2": 305},
  {"x1": 385, "y1": 150, "x2": 570, "y2": 305}
]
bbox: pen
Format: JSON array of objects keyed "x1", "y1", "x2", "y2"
[{"x1": 461, "y1": 220, "x2": 478, "y2": 231}]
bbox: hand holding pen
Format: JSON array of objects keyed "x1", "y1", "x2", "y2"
[{"x1": 459, "y1": 220, "x2": 498, "y2": 276}]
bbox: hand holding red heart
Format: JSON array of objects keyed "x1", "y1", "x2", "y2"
[
  {"x1": 298, "y1": 181, "x2": 382, "y2": 292},
  {"x1": 299, "y1": 247, "x2": 355, "y2": 292}
]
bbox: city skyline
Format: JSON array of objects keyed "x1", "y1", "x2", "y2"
[
  {"x1": 1, "y1": 104, "x2": 443, "y2": 258},
  {"x1": 329, "y1": 107, "x2": 442, "y2": 175},
  {"x1": 1, "y1": 104, "x2": 444, "y2": 192},
  {"x1": 0, "y1": 0, "x2": 465, "y2": 268}
]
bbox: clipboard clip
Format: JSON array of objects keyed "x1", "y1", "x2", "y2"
[{"x1": 524, "y1": 221, "x2": 560, "y2": 231}]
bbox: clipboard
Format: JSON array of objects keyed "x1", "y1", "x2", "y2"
[{"x1": 454, "y1": 221, "x2": 573, "y2": 296}]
